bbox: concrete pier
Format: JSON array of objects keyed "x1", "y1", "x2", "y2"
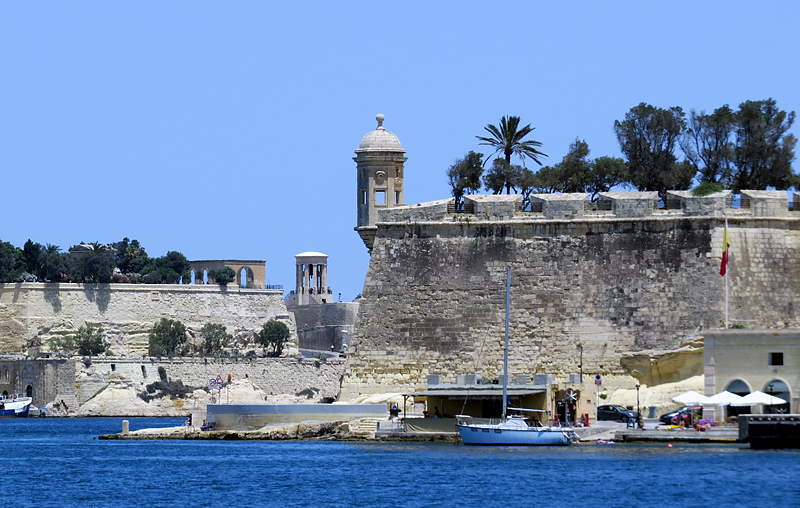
[{"x1": 739, "y1": 414, "x2": 800, "y2": 449}]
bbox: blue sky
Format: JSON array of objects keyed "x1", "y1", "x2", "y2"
[{"x1": 1, "y1": 2, "x2": 798, "y2": 301}]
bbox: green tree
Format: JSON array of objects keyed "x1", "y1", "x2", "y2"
[
  {"x1": 141, "y1": 251, "x2": 190, "y2": 284},
  {"x1": 681, "y1": 106, "x2": 735, "y2": 184},
  {"x1": 526, "y1": 165, "x2": 563, "y2": 194},
  {"x1": 112, "y1": 238, "x2": 148, "y2": 274},
  {"x1": 588, "y1": 156, "x2": 628, "y2": 200},
  {"x1": 732, "y1": 98, "x2": 797, "y2": 191},
  {"x1": 614, "y1": 103, "x2": 690, "y2": 198},
  {"x1": 212, "y1": 266, "x2": 236, "y2": 285},
  {"x1": 557, "y1": 138, "x2": 593, "y2": 194},
  {"x1": 483, "y1": 159, "x2": 523, "y2": 194},
  {"x1": 75, "y1": 250, "x2": 115, "y2": 283},
  {"x1": 148, "y1": 318, "x2": 188, "y2": 356},
  {"x1": 73, "y1": 325, "x2": 110, "y2": 356},
  {"x1": 0, "y1": 241, "x2": 21, "y2": 283},
  {"x1": 37, "y1": 244, "x2": 68, "y2": 282},
  {"x1": 477, "y1": 115, "x2": 547, "y2": 167},
  {"x1": 447, "y1": 151, "x2": 484, "y2": 209},
  {"x1": 257, "y1": 319, "x2": 290, "y2": 357},
  {"x1": 200, "y1": 323, "x2": 232, "y2": 356},
  {"x1": 22, "y1": 240, "x2": 42, "y2": 275}
]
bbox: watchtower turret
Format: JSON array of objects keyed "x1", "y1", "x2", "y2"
[{"x1": 354, "y1": 114, "x2": 407, "y2": 250}]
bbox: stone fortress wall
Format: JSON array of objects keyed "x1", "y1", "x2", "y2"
[
  {"x1": 0, "y1": 283, "x2": 294, "y2": 356},
  {"x1": 0, "y1": 356, "x2": 345, "y2": 413},
  {"x1": 339, "y1": 190, "x2": 800, "y2": 400},
  {"x1": 290, "y1": 302, "x2": 359, "y2": 352}
]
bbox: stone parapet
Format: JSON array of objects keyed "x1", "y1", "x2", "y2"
[
  {"x1": 741, "y1": 190, "x2": 789, "y2": 217},
  {"x1": 666, "y1": 190, "x2": 731, "y2": 216},
  {"x1": 529, "y1": 193, "x2": 590, "y2": 219},
  {"x1": 598, "y1": 191, "x2": 658, "y2": 218}
]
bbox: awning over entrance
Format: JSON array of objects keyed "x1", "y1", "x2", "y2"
[{"x1": 405, "y1": 389, "x2": 544, "y2": 398}]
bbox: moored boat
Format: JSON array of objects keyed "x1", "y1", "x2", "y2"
[
  {"x1": 0, "y1": 395, "x2": 33, "y2": 417},
  {"x1": 457, "y1": 414, "x2": 573, "y2": 445}
]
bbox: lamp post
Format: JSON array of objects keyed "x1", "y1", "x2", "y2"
[{"x1": 635, "y1": 384, "x2": 641, "y2": 428}]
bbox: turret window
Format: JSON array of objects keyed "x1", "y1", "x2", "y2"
[{"x1": 376, "y1": 191, "x2": 386, "y2": 205}]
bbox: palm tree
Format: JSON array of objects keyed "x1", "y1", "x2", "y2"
[{"x1": 477, "y1": 115, "x2": 547, "y2": 167}]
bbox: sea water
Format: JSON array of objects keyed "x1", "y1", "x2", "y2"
[{"x1": 2, "y1": 418, "x2": 799, "y2": 508}]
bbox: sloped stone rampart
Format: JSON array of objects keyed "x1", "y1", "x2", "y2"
[
  {"x1": 0, "y1": 283, "x2": 293, "y2": 355},
  {"x1": 340, "y1": 213, "x2": 800, "y2": 399}
]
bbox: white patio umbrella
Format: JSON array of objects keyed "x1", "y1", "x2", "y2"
[
  {"x1": 704, "y1": 390, "x2": 745, "y2": 405},
  {"x1": 672, "y1": 391, "x2": 710, "y2": 405},
  {"x1": 730, "y1": 391, "x2": 787, "y2": 406}
]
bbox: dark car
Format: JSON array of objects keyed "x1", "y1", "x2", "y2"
[
  {"x1": 659, "y1": 406, "x2": 702, "y2": 425},
  {"x1": 597, "y1": 404, "x2": 639, "y2": 422}
]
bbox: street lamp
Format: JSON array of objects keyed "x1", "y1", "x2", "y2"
[{"x1": 635, "y1": 384, "x2": 641, "y2": 428}]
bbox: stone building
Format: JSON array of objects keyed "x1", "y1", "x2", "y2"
[
  {"x1": 339, "y1": 116, "x2": 800, "y2": 402},
  {"x1": 704, "y1": 329, "x2": 798, "y2": 414},
  {"x1": 188, "y1": 259, "x2": 267, "y2": 288}
]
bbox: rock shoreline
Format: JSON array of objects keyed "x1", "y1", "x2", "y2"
[{"x1": 98, "y1": 420, "x2": 459, "y2": 442}]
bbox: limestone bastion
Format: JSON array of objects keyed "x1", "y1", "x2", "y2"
[
  {"x1": 0, "y1": 283, "x2": 294, "y2": 356},
  {"x1": 339, "y1": 190, "x2": 800, "y2": 400}
]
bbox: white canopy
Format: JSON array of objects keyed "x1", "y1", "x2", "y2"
[
  {"x1": 672, "y1": 390, "x2": 710, "y2": 405},
  {"x1": 704, "y1": 390, "x2": 745, "y2": 406},
  {"x1": 730, "y1": 391, "x2": 787, "y2": 406}
]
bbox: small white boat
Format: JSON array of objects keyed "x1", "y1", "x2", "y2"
[
  {"x1": 0, "y1": 395, "x2": 33, "y2": 417},
  {"x1": 457, "y1": 414, "x2": 573, "y2": 446},
  {"x1": 456, "y1": 267, "x2": 574, "y2": 446}
]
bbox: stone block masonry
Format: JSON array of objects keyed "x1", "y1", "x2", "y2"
[
  {"x1": 0, "y1": 283, "x2": 294, "y2": 355},
  {"x1": 340, "y1": 191, "x2": 800, "y2": 400}
]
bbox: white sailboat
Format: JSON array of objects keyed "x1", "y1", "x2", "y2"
[{"x1": 456, "y1": 268, "x2": 574, "y2": 446}]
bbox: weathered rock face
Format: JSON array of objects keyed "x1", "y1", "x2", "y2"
[
  {"x1": 341, "y1": 193, "x2": 800, "y2": 400},
  {"x1": 0, "y1": 283, "x2": 295, "y2": 355}
]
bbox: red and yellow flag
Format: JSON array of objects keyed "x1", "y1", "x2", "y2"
[{"x1": 719, "y1": 224, "x2": 730, "y2": 276}]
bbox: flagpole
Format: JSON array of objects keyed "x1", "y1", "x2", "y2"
[{"x1": 725, "y1": 209, "x2": 729, "y2": 329}]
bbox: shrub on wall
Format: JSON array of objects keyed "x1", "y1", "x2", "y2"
[
  {"x1": 74, "y1": 325, "x2": 110, "y2": 356},
  {"x1": 148, "y1": 318, "x2": 188, "y2": 356},
  {"x1": 200, "y1": 323, "x2": 232, "y2": 357},
  {"x1": 258, "y1": 320, "x2": 290, "y2": 357}
]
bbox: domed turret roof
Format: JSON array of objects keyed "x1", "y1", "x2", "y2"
[{"x1": 356, "y1": 114, "x2": 405, "y2": 153}]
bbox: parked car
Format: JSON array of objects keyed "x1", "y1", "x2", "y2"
[
  {"x1": 659, "y1": 406, "x2": 702, "y2": 425},
  {"x1": 597, "y1": 404, "x2": 639, "y2": 422}
]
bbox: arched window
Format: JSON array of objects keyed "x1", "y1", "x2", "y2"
[
  {"x1": 764, "y1": 380, "x2": 791, "y2": 414},
  {"x1": 726, "y1": 379, "x2": 750, "y2": 396}
]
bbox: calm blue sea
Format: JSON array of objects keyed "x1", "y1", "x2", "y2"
[{"x1": 1, "y1": 417, "x2": 798, "y2": 508}]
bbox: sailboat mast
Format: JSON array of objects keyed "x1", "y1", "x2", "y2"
[{"x1": 502, "y1": 267, "x2": 510, "y2": 419}]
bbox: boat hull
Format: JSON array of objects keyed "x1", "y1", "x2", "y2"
[
  {"x1": 457, "y1": 424, "x2": 572, "y2": 446},
  {"x1": 0, "y1": 397, "x2": 32, "y2": 418}
]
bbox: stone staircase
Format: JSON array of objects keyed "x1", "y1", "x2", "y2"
[{"x1": 347, "y1": 417, "x2": 383, "y2": 438}]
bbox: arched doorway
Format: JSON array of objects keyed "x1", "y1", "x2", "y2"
[
  {"x1": 26, "y1": 385, "x2": 32, "y2": 398},
  {"x1": 239, "y1": 267, "x2": 254, "y2": 288},
  {"x1": 763, "y1": 380, "x2": 791, "y2": 414},
  {"x1": 726, "y1": 379, "x2": 751, "y2": 417}
]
